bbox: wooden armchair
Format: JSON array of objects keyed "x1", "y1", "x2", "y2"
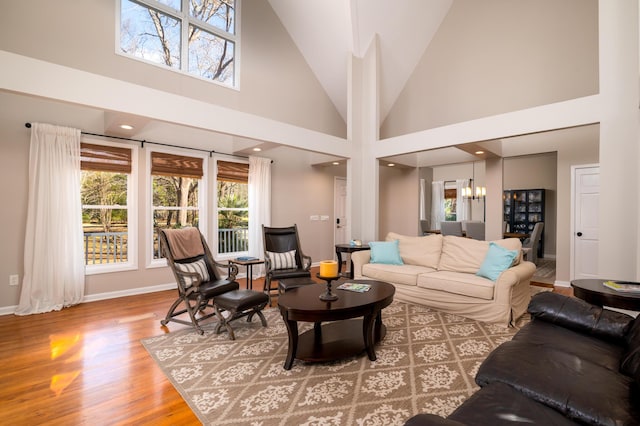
[
  {"x1": 262, "y1": 224, "x2": 312, "y2": 300},
  {"x1": 159, "y1": 227, "x2": 239, "y2": 334}
]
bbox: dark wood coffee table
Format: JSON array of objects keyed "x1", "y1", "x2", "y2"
[
  {"x1": 277, "y1": 279, "x2": 395, "y2": 370},
  {"x1": 571, "y1": 279, "x2": 640, "y2": 311}
]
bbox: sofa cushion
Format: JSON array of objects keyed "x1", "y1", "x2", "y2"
[
  {"x1": 476, "y1": 333, "x2": 638, "y2": 426},
  {"x1": 448, "y1": 382, "x2": 581, "y2": 426},
  {"x1": 362, "y1": 263, "x2": 433, "y2": 286},
  {"x1": 369, "y1": 240, "x2": 404, "y2": 265},
  {"x1": 476, "y1": 242, "x2": 519, "y2": 281},
  {"x1": 528, "y1": 292, "x2": 633, "y2": 344},
  {"x1": 417, "y1": 271, "x2": 495, "y2": 300},
  {"x1": 514, "y1": 320, "x2": 625, "y2": 373},
  {"x1": 438, "y1": 236, "x2": 522, "y2": 273},
  {"x1": 385, "y1": 232, "x2": 443, "y2": 268}
]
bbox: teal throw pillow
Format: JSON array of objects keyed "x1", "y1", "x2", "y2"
[
  {"x1": 476, "y1": 242, "x2": 518, "y2": 281},
  {"x1": 369, "y1": 240, "x2": 404, "y2": 265}
]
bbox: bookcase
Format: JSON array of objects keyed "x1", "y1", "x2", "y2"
[{"x1": 503, "y1": 189, "x2": 545, "y2": 257}]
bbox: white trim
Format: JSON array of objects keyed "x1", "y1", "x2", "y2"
[
  {"x1": 115, "y1": 0, "x2": 240, "y2": 90},
  {"x1": 0, "y1": 51, "x2": 349, "y2": 156},
  {"x1": 146, "y1": 145, "x2": 208, "y2": 268},
  {"x1": 0, "y1": 282, "x2": 177, "y2": 316},
  {"x1": 213, "y1": 156, "x2": 249, "y2": 257},
  {"x1": 81, "y1": 136, "x2": 139, "y2": 274},
  {"x1": 570, "y1": 163, "x2": 600, "y2": 281}
]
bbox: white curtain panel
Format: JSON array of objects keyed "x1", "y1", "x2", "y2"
[
  {"x1": 431, "y1": 181, "x2": 445, "y2": 230},
  {"x1": 248, "y1": 156, "x2": 271, "y2": 278},
  {"x1": 456, "y1": 179, "x2": 471, "y2": 222},
  {"x1": 16, "y1": 123, "x2": 85, "y2": 315},
  {"x1": 419, "y1": 178, "x2": 426, "y2": 220}
]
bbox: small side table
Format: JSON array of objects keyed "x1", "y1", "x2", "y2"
[
  {"x1": 335, "y1": 244, "x2": 370, "y2": 279},
  {"x1": 228, "y1": 258, "x2": 264, "y2": 290},
  {"x1": 571, "y1": 279, "x2": 640, "y2": 311}
]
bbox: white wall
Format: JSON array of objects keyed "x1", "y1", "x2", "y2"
[
  {"x1": 381, "y1": 0, "x2": 598, "y2": 137},
  {"x1": 0, "y1": 0, "x2": 346, "y2": 138},
  {"x1": 378, "y1": 165, "x2": 419, "y2": 238},
  {"x1": 269, "y1": 147, "x2": 345, "y2": 264}
]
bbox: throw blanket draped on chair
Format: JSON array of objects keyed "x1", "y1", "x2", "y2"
[{"x1": 163, "y1": 227, "x2": 204, "y2": 259}]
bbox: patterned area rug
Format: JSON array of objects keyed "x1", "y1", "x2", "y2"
[{"x1": 141, "y1": 301, "x2": 520, "y2": 425}]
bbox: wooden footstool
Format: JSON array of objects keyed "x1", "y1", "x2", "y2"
[{"x1": 213, "y1": 289, "x2": 269, "y2": 340}]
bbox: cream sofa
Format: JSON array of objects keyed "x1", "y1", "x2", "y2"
[{"x1": 351, "y1": 232, "x2": 536, "y2": 326}]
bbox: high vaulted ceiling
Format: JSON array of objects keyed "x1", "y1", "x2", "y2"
[{"x1": 267, "y1": 0, "x2": 453, "y2": 122}]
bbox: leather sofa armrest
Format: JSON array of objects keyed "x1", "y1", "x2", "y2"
[
  {"x1": 528, "y1": 292, "x2": 634, "y2": 343},
  {"x1": 404, "y1": 414, "x2": 466, "y2": 426},
  {"x1": 351, "y1": 250, "x2": 371, "y2": 279}
]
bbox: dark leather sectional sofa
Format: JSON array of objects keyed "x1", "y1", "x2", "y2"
[{"x1": 405, "y1": 292, "x2": 640, "y2": 425}]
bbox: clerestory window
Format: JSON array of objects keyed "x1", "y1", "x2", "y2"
[{"x1": 118, "y1": 0, "x2": 238, "y2": 88}]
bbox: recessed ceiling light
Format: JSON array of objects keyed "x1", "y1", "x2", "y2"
[
  {"x1": 332, "y1": 162, "x2": 340, "y2": 165},
  {"x1": 388, "y1": 163, "x2": 395, "y2": 167},
  {"x1": 119, "y1": 124, "x2": 134, "y2": 130},
  {"x1": 475, "y1": 150, "x2": 484, "y2": 155},
  {"x1": 252, "y1": 147, "x2": 262, "y2": 152}
]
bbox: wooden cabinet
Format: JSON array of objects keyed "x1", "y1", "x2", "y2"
[{"x1": 503, "y1": 189, "x2": 545, "y2": 257}]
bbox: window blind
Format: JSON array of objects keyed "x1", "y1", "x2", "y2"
[
  {"x1": 151, "y1": 152, "x2": 203, "y2": 179},
  {"x1": 217, "y1": 160, "x2": 248, "y2": 183},
  {"x1": 81, "y1": 143, "x2": 132, "y2": 173}
]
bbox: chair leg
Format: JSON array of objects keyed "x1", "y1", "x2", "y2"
[
  {"x1": 213, "y1": 305, "x2": 236, "y2": 340},
  {"x1": 187, "y1": 298, "x2": 206, "y2": 335},
  {"x1": 160, "y1": 296, "x2": 183, "y2": 326},
  {"x1": 246, "y1": 307, "x2": 268, "y2": 327},
  {"x1": 255, "y1": 309, "x2": 268, "y2": 327}
]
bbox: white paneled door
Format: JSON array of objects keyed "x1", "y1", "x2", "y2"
[
  {"x1": 334, "y1": 177, "x2": 348, "y2": 247},
  {"x1": 572, "y1": 165, "x2": 600, "y2": 280}
]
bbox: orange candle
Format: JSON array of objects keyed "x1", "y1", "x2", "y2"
[{"x1": 319, "y1": 260, "x2": 338, "y2": 277}]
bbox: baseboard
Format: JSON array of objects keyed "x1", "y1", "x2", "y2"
[
  {"x1": 0, "y1": 282, "x2": 177, "y2": 316},
  {"x1": 554, "y1": 280, "x2": 571, "y2": 287},
  {"x1": 0, "y1": 305, "x2": 17, "y2": 316}
]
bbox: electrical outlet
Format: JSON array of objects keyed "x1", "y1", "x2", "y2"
[{"x1": 9, "y1": 274, "x2": 19, "y2": 286}]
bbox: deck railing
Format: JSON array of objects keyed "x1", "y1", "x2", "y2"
[
  {"x1": 85, "y1": 228, "x2": 249, "y2": 264},
  {"x1": 218, "y1": 227, "x2": 249, "y2": 253},
  {"x1": 84, "y1": 232, "x2": 128, "y2": 265}
]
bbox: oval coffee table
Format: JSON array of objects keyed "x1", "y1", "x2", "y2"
[
  {"x1": 277, "y1": 279, "x2": 395, "y2": 370},
  {"x1": 571, "y1": 278, "x2": 640, "y2": 310}
]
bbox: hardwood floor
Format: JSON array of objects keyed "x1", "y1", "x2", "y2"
[{"x1": 0, "y1": 269, "x2": 571, "y2": 425}]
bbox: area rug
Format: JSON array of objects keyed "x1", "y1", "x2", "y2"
[{"x1": 142, "y1": 301, "x2": 521, "y2": 425}]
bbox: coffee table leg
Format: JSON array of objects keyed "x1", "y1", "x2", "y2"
[
  {"x1": 283, "y1": 318, "x2": 299, "y2": 370},
  {"x1": 363, "y1": 312, "x2": 378, "y2": 361},
  {"x1": 336, "y1": 249, "x2": 344, "y2": 276}
]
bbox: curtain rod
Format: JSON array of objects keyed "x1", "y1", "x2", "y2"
[{"x1": 24, "y1": 122, "x2": 271, "y2": 162}]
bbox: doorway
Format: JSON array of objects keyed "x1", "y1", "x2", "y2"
[
  {"x1": 571, "y1": 164, "x2": 600, "y2": 280},
  {"x1": 334, "y1": 177, "x2": 348, "y2": 248}
]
